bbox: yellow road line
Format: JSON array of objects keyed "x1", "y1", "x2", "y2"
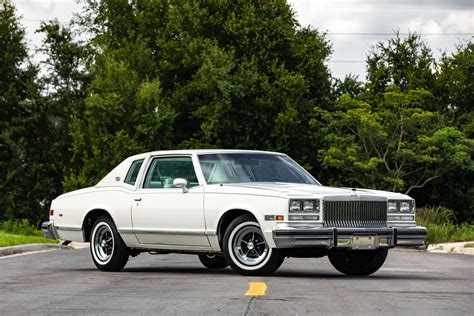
[{"x1": 245, "y1": 282, "x2": 267, "y2": 297}]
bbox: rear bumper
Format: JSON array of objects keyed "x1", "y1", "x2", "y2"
[
  {"x1": 273, "y1": 226, "x2": 427, "y2": 249},
  {"x1": 42, "y1": 221, "x2": 59, "y2": 240}
]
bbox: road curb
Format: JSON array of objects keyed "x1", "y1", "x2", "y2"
[
  {"x1": 427, "y1": 241, "x2": 474, "y2": 255},
  {"x1": 0, "y1": 243, "x2": 62, "y2": 257}
]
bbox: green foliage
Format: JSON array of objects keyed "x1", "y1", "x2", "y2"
[
  {"x1": 316, "y1": 87, "x2": 473, "y2": 193},
  {"x1": 36, "y1": 21, "x2": 93, "y2": 196},
  {"x1": 416, "y1": 206, "x2": 457, "y2": 225},
  {"x1": 0, "y1": 219, "x2": 41, "y2": 236},
  {"x1": 436, "y1": 42, "x2": 474, "y2": 128},
  {"x1": 366, "y1": 32, "x2": 436, "y2": 97},
  {"x1": 64, "y1": 56, "x2": 176, "y2": 189},
  {"x1": 0, "y1": 231, "x2": 58, "y2": 247},
  {"x1": 332, "y1": 74, "x2": 364, "y2": 99},
  {"x1": 418, "y1": 223, "x2": 474, "y2": 244},
  {"x1": 64, "y1": 0, "x2": 331, "y2": 189},
  {"x1": 416, "y1": 206, "x2": 474, "y2": 244},
  {"x1": 0, "y1": 1, "x2": 53, "y2": 223}
]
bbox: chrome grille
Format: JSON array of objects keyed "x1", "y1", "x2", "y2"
[{"x1": 323, "y1": 200, "x2": 387, "y2": 227}]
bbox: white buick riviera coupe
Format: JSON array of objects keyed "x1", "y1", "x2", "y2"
[{"x1": 43, "y1": 150, "x2": 427, "y2": 276}]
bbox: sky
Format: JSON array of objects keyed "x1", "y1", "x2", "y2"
[{"x1": 13, "y1": 0, "x2": 474, "y2": 80}]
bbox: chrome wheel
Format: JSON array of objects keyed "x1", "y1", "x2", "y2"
[
  {"x1": 224, "y1": 215, "x2": 284, "y2": 275},
  {"x1": 92, "y1": 222, "x2": 114, "y2": 264},
  {"x1": 232, "y1": 225, "x2": 269, "y2": 266}
]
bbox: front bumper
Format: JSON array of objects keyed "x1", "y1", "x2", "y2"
[
  {"x1": 42, "y1": 221, "x2": 59, "y2": 240},
  {"x1": 273, "y1": 226, "x2": 427, "y2": 249}
]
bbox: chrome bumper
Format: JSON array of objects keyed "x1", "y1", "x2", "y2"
[
  {"x1": 42, "y1": 221, "x2": 59, "y2": 240},
  {"x1": 273, "y1": 226, "x2": 427, "y2": 249}
]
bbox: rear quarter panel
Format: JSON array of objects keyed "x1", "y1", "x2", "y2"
[{"x1": 51, "y1": 188, "x2": 137, "y2": 246}]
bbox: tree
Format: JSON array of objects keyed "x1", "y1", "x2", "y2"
[
  {"x1": 420, "y1": 42, "x2": 474, "y2": 222},
  {"x1": 366, "y1": 33, "x2": 436, "y2": 99},
  {"x1": 0, "y1": 1, "x2": 51, "y2": 223},
  {"x1": 64, "y1": 55, "x2": 176, "y2": 190},
  {"x1": 36, "y1": 21, "x2": 93, "y2": 193},
  {"x1": 65, "y1": 0, "x2": 332, "y2": 189},
  {"x1": 436, "y1": 42, "x2": 474, "y2": 134},
  {"x1": 316, "y1": 87, "x2": 473, "y2": 194},
  {"x1": 331, "y1": 73, "x2": 364, "y2": 99}
]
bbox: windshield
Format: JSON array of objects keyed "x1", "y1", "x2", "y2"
[{"x1": 198, "y1": 153, "x2": 320, "y2": 185}]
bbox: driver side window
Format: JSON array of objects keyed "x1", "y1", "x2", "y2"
[{"x1": 143, "y1": 156, "x2": 199, "y2": 189}]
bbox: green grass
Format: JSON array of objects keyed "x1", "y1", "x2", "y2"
[
  {"x1": 0, "y1": 219, "x2": 59, "y2": 247},
  {"x1": 0, "y1": 219, "x2": 42, "y2": 236},
  {"x1": 417, "y1": 206, "x2": 474, "y2": 244},
  {"x1": 0, "y1": 230, "x2": 59, "y2": 247}
]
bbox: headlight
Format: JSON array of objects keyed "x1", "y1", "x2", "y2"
[
  {"x1": 387, "y1": 200, "x2": 416, "y2": 222},
  {"x1": 303, "y1": 200, "x2": 319, "y2": 212},
  {"x1": 289, "y1": 199, "x2": 321, "y2": 221},
  {"x1": 400, "y1": 201, "x2": 415, "y2": 213},
  {"x1": 388, "y1": 201, "x2": 398, "y2": 213},
  {"x1": 289, "y1": 200, "x2": 302, "y2": 212}
]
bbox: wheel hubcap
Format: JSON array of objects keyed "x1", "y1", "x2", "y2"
[
  {"x1": 94, "y1": 224, "x2": 114, "y2": 263},
  {"x1": 233, "y1": 226, "x2": 268, "y2": 266}
]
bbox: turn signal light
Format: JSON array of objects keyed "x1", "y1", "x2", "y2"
[{"x1": 264, "y1": 215, "x2": 285, "y2": 221}]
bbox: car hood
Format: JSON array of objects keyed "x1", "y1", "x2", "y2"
[{"x1": 205, "y1": 182, "x2": 411, "y2": 200}]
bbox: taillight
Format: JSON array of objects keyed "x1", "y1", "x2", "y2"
[{"x1": 50, "y1": 209, "x2": 54, "y2": 216}]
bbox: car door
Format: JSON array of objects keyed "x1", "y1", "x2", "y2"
[{"x1": 131, "y1": 155, "x2": 210, "y2": 248}]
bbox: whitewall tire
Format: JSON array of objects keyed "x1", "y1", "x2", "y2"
[
  {"x1": 90, "y1": 215, "x2": 129, "y2": 271},
  {"x1": 223, "y1": 214, "x2": 284, "y2": 276}
]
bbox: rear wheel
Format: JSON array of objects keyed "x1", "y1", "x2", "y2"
[
  {"x1": 328, "y1": 249, "x2": 388, "y2": 276},
  {"x1": 90, "y1": 215, "x2": 129, "y2": 271},
  {"x1": 223, "y1": 214, "x2": 284, "y2": 276},
  {"x1": 198, "y1": 254, "x2": 228, "y2": 269}
]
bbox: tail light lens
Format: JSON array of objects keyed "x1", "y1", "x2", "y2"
[{"x1": 50, "y1": 209, "x2": 54, "y2": 216}]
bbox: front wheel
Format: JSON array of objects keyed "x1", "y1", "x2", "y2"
[
  {"x1": 90, "y1": 215, "x2": 129, "y2": 271},
  {"x1": 223, "y1": 214, "x2": 284, "y2": 276},
  {"x1": 328, "y1": 249, "x2": 388, "y2": 276}
]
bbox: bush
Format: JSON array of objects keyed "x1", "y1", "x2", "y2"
[
  {"x1": 0, "y1": 219, "x2": 42, "y2": 237},
  {"x1": 416, "y1": 205, "x2": 456, "y2": 225},
  {"x1": 417, "y1": 206, "x2": 474, "y2": 243}
]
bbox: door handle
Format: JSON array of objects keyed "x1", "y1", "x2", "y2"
[{"x1": 134, "y1": 198, "x2": 142, "y2": 202}]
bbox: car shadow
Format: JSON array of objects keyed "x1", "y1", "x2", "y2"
[
  {"x1": 272, "y1": 269, "x2": 447, "y2": 281},
  {"x1": 123, "y1": 266, "x2": 237, "y2": 275},
  {"x1": 71, "y1": 266, "x2": 453, "y2": 281}
]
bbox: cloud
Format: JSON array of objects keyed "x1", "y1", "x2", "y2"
[
  {"x1": 288, "y1": 0, "x2": 473, "y2": 79},
  {"x1": 441, "y1": 12, "x2": 474, "y2": 33},
  {"x1": 15, "y1": 0, "x2": 57, "y2": 18}
]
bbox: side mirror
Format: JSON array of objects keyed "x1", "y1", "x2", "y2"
[{"x1": 173, "y1": 178, "x2": 189, "y2": 193}]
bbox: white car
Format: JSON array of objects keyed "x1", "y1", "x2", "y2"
[{"x1": 43, "y1": 150, "x2": 427, "y2": 276}]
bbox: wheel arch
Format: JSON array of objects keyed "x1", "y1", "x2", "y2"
[
  {"x1": 82, "y1": 209, "x2": 113, "y2": 242},
  {"x1": 216, "y1": 209, "x2": 257, "y2": 248}
]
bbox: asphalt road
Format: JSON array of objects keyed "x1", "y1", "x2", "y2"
[{"x1": 0, "y1": 248, "x2": 472, "y2": 315}]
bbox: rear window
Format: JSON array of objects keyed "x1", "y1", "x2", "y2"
[{"x1": 124, "y1": 159, "x2": 144, "y2": 185}]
